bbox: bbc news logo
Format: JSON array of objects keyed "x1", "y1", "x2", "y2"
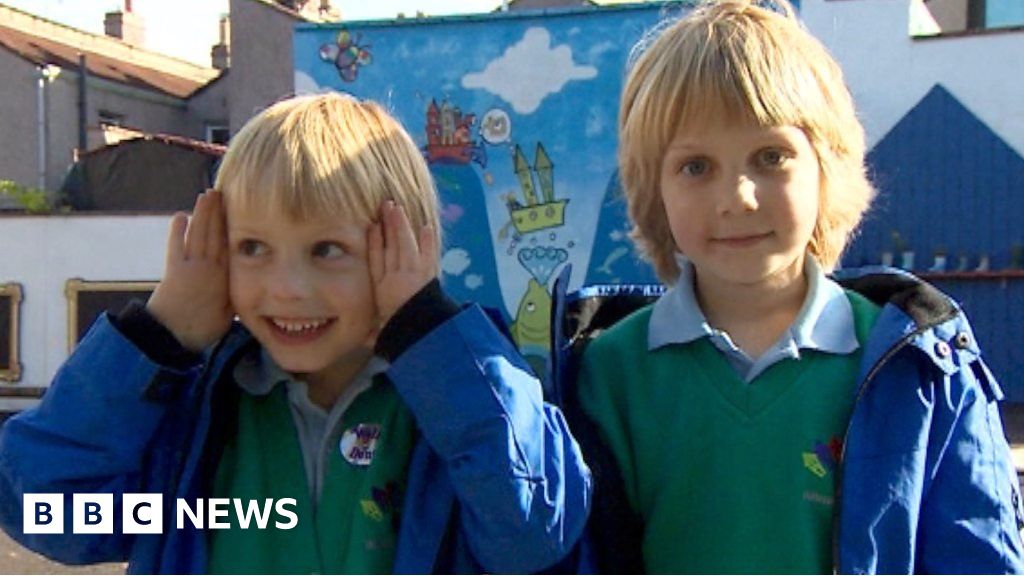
[{"x1": 24, "y1": 494, "x2": 298, "y2": 534}]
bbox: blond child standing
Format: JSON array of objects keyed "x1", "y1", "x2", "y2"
[
  {"x1": 567, "y1": 1, "x2": 1024, "y2": 573},
  {"x1": 0, "y1": 94, "x2": 590, "y2": 573}
]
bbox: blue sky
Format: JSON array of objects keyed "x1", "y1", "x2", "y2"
[{"x1": 2, "y1": 0, "x2": 502, "y2": 66}]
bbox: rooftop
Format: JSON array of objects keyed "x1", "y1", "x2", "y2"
[{"x1": 0, "y1": 3, "x2": 219, "y2": 99}]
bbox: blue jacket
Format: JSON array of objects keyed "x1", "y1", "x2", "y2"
[
  {"x1": 551, "y1": 266, "x2": 1024, "y2": 574},
  {"x1": 0, "y1": 306, "x2": 591, "y2": 574}
]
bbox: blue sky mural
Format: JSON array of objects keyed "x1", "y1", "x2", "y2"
[{"x1": 295, "y1": 5, "x2": 672, "y2": 364}]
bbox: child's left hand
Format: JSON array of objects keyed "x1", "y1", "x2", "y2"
[{"x1": 368, "y1": 200, "x2": 438, "y2": 327}]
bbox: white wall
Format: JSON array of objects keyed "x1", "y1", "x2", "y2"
[
  {"x1": 802, "y1": 0, "x2": 1024, "y2": 156},
  {"x1": 0, "y1": 215, "x2": 170, "y2": 409}
]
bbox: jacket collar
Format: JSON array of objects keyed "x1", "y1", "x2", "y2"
[
  {"x1": 831, "y1": 266, "x2": 958, "y2": 330},
  {"x1": 831, "y1": 266, "x2": 977, "y2": 381}
]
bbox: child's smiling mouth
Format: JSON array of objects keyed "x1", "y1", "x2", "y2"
[{"x1": 265, "y1": 317, "x2": 336, "y2": 342}]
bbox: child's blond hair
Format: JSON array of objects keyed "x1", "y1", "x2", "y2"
[
  {"x1": 215, "y1": 93, "x2": 441, "y2": 261},
  {"x1": 619, "y1": 0, "x2": 875, "y2": 283}
]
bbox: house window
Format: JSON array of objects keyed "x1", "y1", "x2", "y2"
[
  {"x1": 98, "y1": 110, "x2": 125, "y2": 127},
  {"x1": 0, "y1": 283, "x2": 22, "y2": 383},
  {"x1": 64, "y1": 279, "x2": 156, "y2": 353},
  {"x1": 205, "y1": 124, "x2": 230, "y2": 145},
  {"x1": 987, "y1": 0, "x2": 1024, "y2": 27},
  {"x1": 912, "y1": 0, "x2": 1024, "y2": 37},
  {"x1": 98, "y1": 109, "x2": 126, "y2": 127}
]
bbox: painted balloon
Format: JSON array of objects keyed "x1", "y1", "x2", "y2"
[{"x1": 480, "y1": 108, "x2": 512, "y2": 145}]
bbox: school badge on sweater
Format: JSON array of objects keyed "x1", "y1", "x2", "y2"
[{"x1": 340, "y1": 423, "x2": 381, "y2": 466}]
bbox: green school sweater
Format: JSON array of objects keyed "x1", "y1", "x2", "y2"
[
  {"x1": 207, "y1": 377, "x2": 416, "y2": 574},
  {"x1": 579, "y1": 292, "x2": 879, "y2": 574}
]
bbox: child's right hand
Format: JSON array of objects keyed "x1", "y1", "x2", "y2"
[{"x1": 146, "y1": 190, "x2": 233, "y2": 352}]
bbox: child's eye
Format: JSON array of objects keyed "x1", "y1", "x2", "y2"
[
  {"x1": 237, "y1": 239, "x2": 267, "y2": 257},
  {"x1": 679, "y1": 158, "x2": 710, "y2": 177},
  {"x1": 312, "y1": 241, "x2": 347, "y2": 259},
  {"x1": 755, "y1": 148, "x2": 790, "y2": 169}
]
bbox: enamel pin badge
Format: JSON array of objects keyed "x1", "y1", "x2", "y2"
[{"x1": 340, "y1": 423, "x2": 381, "y2": 466}]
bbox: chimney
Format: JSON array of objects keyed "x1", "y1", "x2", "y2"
[
  {"x1": 104, "y1": 0, "x2": 146, "y2": 46},
  {"x1": 319, "y1": 0, "x2": 341, "y2": 21},
  {"x1": 210, "y1": 15, "x2": 230, "y2": 70}
]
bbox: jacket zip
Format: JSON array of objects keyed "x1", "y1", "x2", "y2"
[{"x1": 831, "y1": 309, "x2": 958, "y2": 572}]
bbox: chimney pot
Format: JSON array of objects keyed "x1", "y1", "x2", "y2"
[{"x1": 104, "y1": 5, "x2": 145, "y2": 46}]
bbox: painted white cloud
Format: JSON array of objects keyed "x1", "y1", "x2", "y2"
[
  {"x1": 441, "y1": 248, "x2": 471, "y2": 276},
  {"x1": 462, "y1": 27, "x2": 597, "y2": 114}
]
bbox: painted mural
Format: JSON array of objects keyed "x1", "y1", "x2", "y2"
[{"x1": 294, "y1": 5, "x2": 670, "y2": 373}]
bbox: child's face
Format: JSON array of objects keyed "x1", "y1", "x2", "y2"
[
  {"x1": 659, "y1": 116, "x2": 820, "y2": 291},
  {"x1": 227, "y1": 202, "x2": 378, "y2": 383}
]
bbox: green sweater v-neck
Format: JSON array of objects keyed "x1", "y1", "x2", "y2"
[
  {"x1": 207, "y1": 378, "x2": 416, "y2": 574},
  {"x1": 580, "y1": 291, "x2": 879, "y2": 574}
]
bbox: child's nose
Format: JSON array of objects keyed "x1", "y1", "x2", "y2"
[
  {"x1": 717, "y1": 174, "x2": 759, "y2": 215},
  {"x1": 267, "y1": 260, "x2": 312, "y2": 299}
]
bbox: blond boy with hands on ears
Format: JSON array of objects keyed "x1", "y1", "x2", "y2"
[{"x1": 0, "y1": 94, "x2": 590, "y2": 574}]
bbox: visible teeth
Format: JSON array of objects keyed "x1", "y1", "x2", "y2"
[{"x1": 272, "y1": 319, "x2": 327, "y2": 333}]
